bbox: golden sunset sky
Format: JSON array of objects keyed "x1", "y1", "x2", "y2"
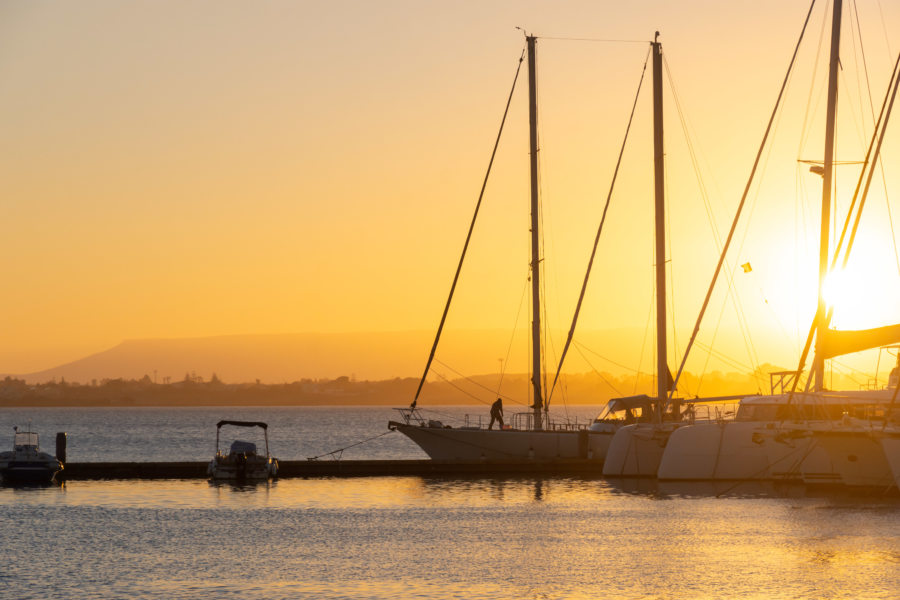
[{"x1": 1, "y1": 1, "x2": 899, "y2": 385}]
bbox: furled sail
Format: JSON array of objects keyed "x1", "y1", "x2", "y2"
[{"x1": 818, "y1": 323, "x2": 900, "y2": 359}]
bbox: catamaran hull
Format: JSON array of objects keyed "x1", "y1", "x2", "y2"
[
  {"x1": 881, "y1": 435, "x2": 900, "y2": 490},
  {"x1": 657, "y1": 422, "x2": 839, "y2": 483},
  {"x1": 602, "y1": 423, "x2": 680, "y2": 477},
  {"x1": 390, "y1": 423, "x2": 612, "y2": 462},
  {"x1": 813, "y1": 430, "x2": 894, "y2": 488}
]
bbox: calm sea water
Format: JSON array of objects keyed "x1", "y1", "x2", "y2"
[
  {"x1": 0, "y1": 405, "x2": 604, "y2": 462},
  {"x1": 1, "y1": 406, "x2": 899, "y2": 599}
]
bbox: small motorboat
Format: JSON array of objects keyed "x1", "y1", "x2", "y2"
[
  {"x1": 0, "y1": 427, "x2": 63, "y2": 484},
  {"x1": 207, "y1": 420, "x2": 278, "y2": 480}
]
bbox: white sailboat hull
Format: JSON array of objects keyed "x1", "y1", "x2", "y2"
[{"x1": 390, "y1": 422, "x2": 612, "y2": 462}]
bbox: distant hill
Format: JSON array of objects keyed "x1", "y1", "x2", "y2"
[
  {"x1": 16, "y1": 332, "x2": 438, "y2": 384},
  {"x1": 12, "y1": 329, "x2": 827, "y2": 392},
  {"x1": 18, "y1": 330, "x2": 653, "y2": 385}
]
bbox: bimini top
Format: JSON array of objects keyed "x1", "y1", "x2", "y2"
[
  {"x1": 216, "y1": 420, "x2": 268, "y2": 429},
  {"x1": 606, "y1": 395, "x2": 653, "y2": 411}
]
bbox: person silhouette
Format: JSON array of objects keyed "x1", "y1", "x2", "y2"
[{"x1": 489, "y1": 398, "x2": 504, "y2": 430}]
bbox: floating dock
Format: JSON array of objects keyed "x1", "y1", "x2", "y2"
[{"x1": 58, "y1": 459, "x2": 605, "y2": 480}]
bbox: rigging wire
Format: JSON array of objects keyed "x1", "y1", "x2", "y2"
[
  {"x1": 874, "y1": 0, "x2": 893, "y2": 56},
  {"x1": 667, "y1": 0, "x2": 819, "y2": 400},
  {"x1": 663, "y1": 56, "x2": 728, "y2": 393},
  {"x1": 798, "y1": 4, "x2": 832, "y2": 157},
  {"x1": 846, "y1": 1, "x2": 870, "y2": 151},
  {"x1": 572, "y1": 343, "x2": 625, "y2": 397},
  {"x1": 789, "y1": 49, "x2": 900, "y2": 399},
  {"x1": 496, "y1": 268, "x2": 531, "y2": 398},
  {"x1": 537, "y1": 36, "x2": 648, "y2": 44},
  {"x1": 430, "y1": 367, "x2": 494, "y2": 405},
  {"x1": 307, "y1": 429, "x2": 395, "y2": 461},
  {"x1": 433, "y1": 358, "x2": 527, "y2": 406},
  {"x1": 410, "y1": 44, "x2": 527, "y2": 409},
  {"x1": 545, "y1": 45, "x2": 652, "y2": 405},
  {"x1": 635, "y1": 273, "x2": 655, "y2": 395},
  {"x1": 694, "y1": 340, "x2": 762, "y2": 376},
  {"x1": 664, "y1": 133, "x2": 681, "y2": 393},
  {"x1": 573, "y1": 339, "x2": 644, "y2": 374},
  {"x1": 853, "y1": 0, "x2": 900, "y2": 276}
]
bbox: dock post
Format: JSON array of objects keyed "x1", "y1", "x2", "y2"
[{"x1": 56, "y1": 432, "x2": 67, "y2": 465}]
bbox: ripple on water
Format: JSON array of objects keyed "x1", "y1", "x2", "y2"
[{"x1": 1, "y1": 477, "x2": 899, "y2": 599}]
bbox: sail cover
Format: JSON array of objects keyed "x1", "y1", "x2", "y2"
[{"x1": 818, "y1": 323, "x2": 900, "y2": 359}]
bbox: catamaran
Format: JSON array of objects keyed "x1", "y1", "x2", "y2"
[{"x1": 657, "y1": 0, "x2": 900, "y2": 486}]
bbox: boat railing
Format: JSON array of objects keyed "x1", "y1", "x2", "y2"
[
  {"x1": 511, "y1": 412, "x2": 533, "y2": 430},
  {"x1": 544, "y1": 420, "x2": 591, "y2": 431},
  {"x1": 393, "y1": 407, "x2": 428, "y2": 426},
  {"x1": 462, "y1": 414, "x2": 485, "y2": 428},
  {"x1": 394, "y1": 407, "x2": 594, "y2": 431},
  {"x1": 509, "y1": 412, "x2": 591, "y2": 431}
]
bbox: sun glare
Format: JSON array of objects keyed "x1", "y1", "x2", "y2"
[
  {"x1": 822, "y1": 264, "x2": 892, "y2": 330},
  {"x1": 822, "y1": 268, "x2": 852, "y2": 312}
]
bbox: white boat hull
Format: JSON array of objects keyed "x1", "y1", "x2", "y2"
[
  {"x1": 814, "y1": 429, "x2": 894, "y2": 488},
  {"x1": 602, "y1": 423, "x2": 680, "y2": 477},
  {"x1": 390, "y1": 422, "x2": 612, "y2": 462},
  {"x1": 207, "y1": 457, "x2": 278, "y2": 480},
  {"x1": 880, "y1": 435, "x2": 900, "y2": 490},
  {"x1": 657, "y1": 422, "x2": 839, "y2": 483}
]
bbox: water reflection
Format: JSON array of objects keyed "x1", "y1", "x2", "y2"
[
  {"x1": 208, "y1": 479, "x2": 277, "y2": 494},
  {"x1": 1, "y1": 475, "x2": 898, "y2": 512},
  {"x1": 2, "y1": 475, "x2": 899, "y2": 600},
  {"x1": 0, "y1": 477, "x2": 63, "y2": 490},
  {"x1": 601, "y1": 476, "x2": 900, "y2": 501}
]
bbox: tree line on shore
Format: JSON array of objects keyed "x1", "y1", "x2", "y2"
[{"x1": 0, "y1": 363, "x2": 870, "y2": 407}]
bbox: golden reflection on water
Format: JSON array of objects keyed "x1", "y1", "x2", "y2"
[{"x1": 2, "y1": 476, "x2": 899, "y2": 599}]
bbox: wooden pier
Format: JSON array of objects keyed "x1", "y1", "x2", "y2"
[{"x1": 57, "y1": 458, "x2": 605, "y2": 480}]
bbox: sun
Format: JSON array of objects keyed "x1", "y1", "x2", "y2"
[
  {"x1": 822, "y1": 268, "x2": 853, "y2": 313},
  {"x1": 822, "y1": 260, "x2": 898, "y2": 331}
]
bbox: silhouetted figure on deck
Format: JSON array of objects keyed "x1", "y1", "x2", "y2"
[{"x1": 489, "y1": 398, "x2": 504, "y2": 430}]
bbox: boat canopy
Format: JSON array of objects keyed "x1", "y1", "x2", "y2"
[
  {"x1": 13, "y1": 431, "x2": 39, "y2": 447},
  {"x1": 216, "y1": 420, "x2": 268, "y2": 429},
  {"x1": 607, "y1": 395, "x2": 653, "y2": 412}
]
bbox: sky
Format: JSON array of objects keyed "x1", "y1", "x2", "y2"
[{"x1": 1, "y1": 0, "x2": 899, "y2": 387}]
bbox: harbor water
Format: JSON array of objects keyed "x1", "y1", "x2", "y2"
[{"x1": 2, "y1": 406, "x2": 899, "y2": 599}]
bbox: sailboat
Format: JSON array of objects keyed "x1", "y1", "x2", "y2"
[
  {"x1": 657, "y1": 0, "x2": 900, "y2": 486},
  {"x1": 389, "y1": 35, "x2": 649, "y2": 463}
]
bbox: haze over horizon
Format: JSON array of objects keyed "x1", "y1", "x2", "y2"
[{"x1": 2, "y1": 1, "x2": 899, "y2": 393}]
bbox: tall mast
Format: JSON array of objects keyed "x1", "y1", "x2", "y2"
[
  {"x1": 527, "y1": 35, "x2": 544, "y2": 430},
  {"x1": 814, "y1": 0, "x2": 842, "y2": 392},
  {"x1": 652, "y1": 33, "x2": 667, "y2": 421}
]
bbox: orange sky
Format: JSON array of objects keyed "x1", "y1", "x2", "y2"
[{"x1": 1, "y1": 1, "x2": 899, "y2": 385}]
